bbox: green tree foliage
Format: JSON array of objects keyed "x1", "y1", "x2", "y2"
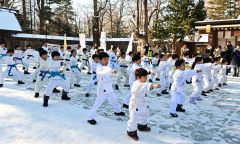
[{"x1": 206, "y1": 0, "x2": 239, "y2": 19}]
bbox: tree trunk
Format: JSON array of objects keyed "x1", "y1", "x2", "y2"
[
  {"x1": 92, "y1": 0, "x2": 100, "y2": 47},
  {"x1": 22, "y1": 0, "x2": 27, "y2": 32}
]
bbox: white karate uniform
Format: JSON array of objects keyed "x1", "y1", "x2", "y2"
[
  {"x1": 167, "y1": 59, "x2": 177, "y2": 85},
  {"x1": 157, "y1": 61, "x2": 169, "y2": 93},
  {"x1": 14, "y1": 50, "x2": 29, "y2": 71},
  {"x1": 149, "y1": 57, "x2": 159, "y2": 80},
  {"x1": 80, "y1": 52, "x2": 91, "y2": 73},
  {"x1": 64, "y1": 51, "x2": 71, "y2": 69},
  {"x1": 108, "y1": 51, "x2": 119, "y2": 70},
  {"x1": 86, "y1": 61, "x2": 98, "y2": 93},
  {"x1": 35, "y1": 58, "x2": 50, "y2": 93},
  {"x1": 1, "y1": 55, "x2": 24, "y2": 84},
  {"x1": 123, "y1": 63, "x2": 142, "y2": 105},
  {"x1": 141, "y1": 56, "x2": 150, "y2": 71},
  {"x1": 212, "y1": 64, "x2": 221, "y2": 89},
  {"x1": 116, "y1": 57, "x2": 129, "y2": 85},
  {"x1": 190, "y1": 64, "x2": 204, "y2": 99},
  {"x1": 44, "y1": 60, "x2": 70, "y2": 96},
  {"x1": 170, "y1": 69, "x2": 196, "y2": 114},
  {"x1": 25, "y1": 48, "x2": 38, "y2": 67},
  {"x1": 70, "y1": 56, "x2": 81, "y2": 86},
  {"x1": 127, "y1": 81, "x2": 152, "y2": 132},
  {"x1": 203, "y1": 63, "x2": 213, "y2": 91},
  {"x1": 88, "y1": 63, "x2": 121, "y2": 120},
  {"x1": 219, "y1": 65, "x2": 228, "y2": 84}
]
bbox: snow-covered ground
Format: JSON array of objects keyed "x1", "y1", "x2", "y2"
[{"x1": 0, "y1": 65, "x2": 240, "y2": 144}]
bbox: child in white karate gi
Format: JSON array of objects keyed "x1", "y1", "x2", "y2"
[
  {"x1": 170, "y1": 59, "x2": 200, "y2": 117},
  {"x1": 64, "y1": 46, "x2": 72, "y2": 71},
  {"x1": 80, "y1": 48, "x2": 91, "y2": 74},
  {"x1": 14, "y1": 45, "x2": 30, "y2": 74},
  {"x1": 108, "y1": 46, "x2": 119, "y2": 71},
  {"x1": 219, "y1": 59, "x2": 228, "y2": 86},
  {"x1": 156, "y1": 54, "x2": 170, "y2": 96},
  {"x1": 34, "y1": 50, "x2": 50, "y2": 98},
  {"x1": 70, "y1": 49, "x2": 81, "y2": 88},
  {"x1": 189, "y1": 57, "x2": 205, "y2": 104},
  {"x1": 116, "y1": 51, "x2": 129, "y2": 89},
  {"x1": 123, "y1": 54, "x2": 142, "y2": 109},
  {"x1": 127, "y1": 68, "x2": 160, "y2": 141},
  {"x1": 24, "y1": 45, "x2": 38, "y2": 69},
  {"x1": 85, "y1": 54, "x2": 99, "y2": 97},
  {"x1": 0, "y1": 49, "x2": 25, "y2": 86},
  {"x1": 149, "y1": 53, "x2": 159, "y2": 82},
  {"x1": 43, "y1": 51, "x2": 70, "y2": 107},
  {"x1": 87, "y1": 52, "x2": 125, "y2": 125},
  {"x1": 203, "y1": 57, "x2": 214, "y2": 93},
  {"x1": 212, "y1": 57, "x2": 221, "y2": 90}
]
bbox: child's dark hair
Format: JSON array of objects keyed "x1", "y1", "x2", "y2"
[
  {"x1": 159, "y1": 54, "x2": 165, "y2": 59},
  {"x1": 112, "y1": 46, "x2": 117, "y2": 51},
  {"x1": 132, "y1": 54, "x2": 141, "y2": 62},
  {"x1": 51, "y1": 51, "x2": 60, "y2": 58},
  {"x1": 191, "y1": 57, "x2": 203, "y2": 69},
  {"x1": 98, "y1": 52, "x2": 109, "y2": 60},
  {"x1": 135, "y1": 68, "x2": 149, "y2": 79},
  {"x1": 40, "y1": 50, "x2": 48, "y2": 57},
  {"x1": 153, "y1": 53, "x2": 159, "y2": 57},
  {"x1": 92, "y1": 54, "x2": 99, "y2": 59},
  {"x1": 7, "y1": 49, "x2": 14, "y2": 53},
  {"x1": 26, "y1": 44, "x2": 31, "y2": 48},
  {"x1": 67, "y1": 46, "x2": 71, "y2": 50},
  {"x1": 97, "y1": 49, "x2": 104, "y2": 54},
  {"x1": 204, "y1": 57, "x2": 213, "y2": 63},
  {"x1": 128, "y1": 51, "x2": 133, "y2": 55},
  {"x1": 214, "y1": 57, "x2": 221, "y2": 62},
  {"x1": 83, "y1": 48, "x2": 87, "y2": 52},
  {"x1": 15, "y1": 45, "x2": 20, "y2": 49},
  {"x1": 175, "y1": 59, "x2": 185, "y2": 68},
  {"x1": 172, "y1": 54, "x2": 179, "y2": 60},
  {"x1": 70, "y1": 49, "x2": 76, "y2": 57},
  {"x1": 120, "y1": 51, "x2": 126, "y2": 57},
  {"x1": 60, "y1": 46, "x2": 64, "y2": 49}
]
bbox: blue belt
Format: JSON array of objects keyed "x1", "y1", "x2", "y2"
[
  {"x1": 110, "y1": 60, "x2": 117, "y2": 63},
  {"x1": 15, "y1": 57, "x2": 23, "y2": 60},
  {"x1": 39, "y1": 70, "x2": 50, "y2": 81},
  {"x1": 7, "y1": 64, "x2": 18, "y2": 76},
  {"x1": 70, "y1": 65, "x2": 81, "y2": 72},
  {"x1": 65, "y1": 59, "x2": 70, "y2": 61},
  {"x1": 0, "y1": 54, "x2": 7, "y2": 59},
  {"x1": 92, "y1": 71, "x2": 97, "y2": 80},
  {"x1": 152, "y1": 64, "x2": 158, "y2": 68},
  {"x1": 49, "y1": 71, "x2": 66, "y2": 80},
  {"x1": 27, "y1": 55, "x2": 35, "y2": 59},
  {"x1": 120, "y1": 65, "x2": 128, "y2": 68},
  {"x1": 144, "y1": 61, "x2": 149, "y2": 63}
]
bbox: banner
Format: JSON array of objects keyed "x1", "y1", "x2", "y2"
[
  {"x1": 64, "y1": 33, "x2": 67, "y2": 50},
  {"x1": 126, "y1": 32, "x2": 134, "y2": 54},
  {"x1": 100, "y1": 32, "x2": 107, "y2": 52},
  {"x1": 79, "y1": 33, "x2": 86, "y2": 48}
]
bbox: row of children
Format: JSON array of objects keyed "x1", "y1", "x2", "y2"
[{"x1": 0, "y1": 42, "x2": 229, "y2": 141}]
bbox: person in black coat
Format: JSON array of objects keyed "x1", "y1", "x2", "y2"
[
  {"x1": 224, "y1": 41, "x2": 234, "y2": 74},
  {"x1": 231, "y1": 46, "x2": 240, "y2": 77}
]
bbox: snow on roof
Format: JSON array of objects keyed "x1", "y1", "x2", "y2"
[
  {"x1": 12, "y1": 33, "x2": 131, "y2": 42},
  {"x1": 0, "y1": 8, "x2": 22, "y2": 32}
]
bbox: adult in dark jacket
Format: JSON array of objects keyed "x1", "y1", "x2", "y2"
[
  {"x1": 224, "y1": 41, "x2": 234, "y2": 74},
  {"x1": 231, "y1": 46, "x2": 240, "y2": 77}
]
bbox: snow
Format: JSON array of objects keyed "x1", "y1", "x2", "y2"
[
  {"x1": 0, "y1": 9, "x2": 22, "y2": 32},
  {"x1": 1, "y1": 64, "x2": 240, "y2": 144},
  {"x1": 12, "y1": 33, "x2": 130, "y2": 42}
]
